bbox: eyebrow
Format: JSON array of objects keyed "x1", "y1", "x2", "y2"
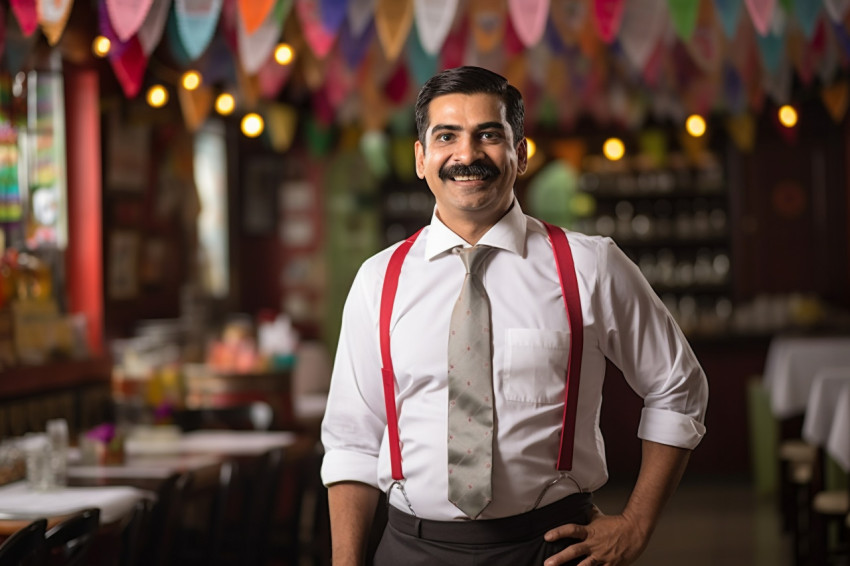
[{"x1": 430, "y1": 122, "x2": 506, "y2": 137}]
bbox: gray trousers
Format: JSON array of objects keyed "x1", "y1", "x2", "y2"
[{"x1": 373, "y1": 493, "x2": 593, "y2": 566}]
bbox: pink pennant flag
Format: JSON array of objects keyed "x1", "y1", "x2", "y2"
[
  {"x1": 745, "y1": 0, "x2": 776, "y2": 36},
  {"x1": 508, "y1": 0, "x2": 550, "y2": 48},
  {"x1": 325, "y1": 50, "x2": 355, "y2": 108},
  {"x1": 239, "y1": 0, "x2": 275, "y2": 35},
  {"x1": 106, "y1": 0, "x2": 154, "y2": 42},
  {"x1": 110, "y1": 37, "x2": 148, "y2": 98},
  {"x1": 592, "y1": 0, "x2": 626, "y2": 43},
  {"x1": 37, "y1": 0, "x2": 74, "y2": 45},
  {"x1": 258, "y1": 53, "x2": 294, "y2": 98},
  {"x1": 10, "y1": 0, "x2": 38, "y2": 36},
  {"x1": 296, "y1": 0, "x2": 338, "y2": 59}
]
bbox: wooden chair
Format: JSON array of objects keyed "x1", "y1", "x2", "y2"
[
  {"x1": 118, "y1": 497, "x2": 154, "y2": 566},
  {"x1": 0, "y1": 518, "x2": 47, "y2": 566},
  {"x1": 44, "y1": 508, "x2": 100, "y2": 566},
  {"x1": 172, "y1": 402, "x2": 275, "y2": 432}
]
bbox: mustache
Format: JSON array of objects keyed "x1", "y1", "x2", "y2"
[{"x1": 439, "y1": 161, "x2": 500, "y2": 181}]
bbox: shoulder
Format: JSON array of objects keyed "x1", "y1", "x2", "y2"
[
  {"x1": 526, "y1": 216, "x2": 617, "y2": 264},
  {"x1": 356, "y1": 228, "x2": 428, "y2": 287}
]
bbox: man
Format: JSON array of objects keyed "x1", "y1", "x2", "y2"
[{"x1": 321, "y1": 66, "x2": 708, "y2": 566}]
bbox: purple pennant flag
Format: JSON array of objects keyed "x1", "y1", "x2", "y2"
[
  {"x1": 98, "y1": 0, "x2": 131, "y2": 59},
  {"x1": 723, "y1": 63, "x2": 745, "y2": 114},
  {"x1": 339, "y1": 18, "x2": 373, "y2": 69},
  {"x1": 320, "y1": 0, "x2": 347, "y2": 33}
]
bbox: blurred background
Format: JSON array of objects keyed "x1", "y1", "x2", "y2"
[{"x1": 0, "y1": 1, "x2": 848, "y2": 565}]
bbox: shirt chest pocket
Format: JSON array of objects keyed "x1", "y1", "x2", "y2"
[{"x1": 501, "y1": 329, "x2": 569, "y2": 404}]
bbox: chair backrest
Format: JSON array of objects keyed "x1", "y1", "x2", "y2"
[
  {"x1": 173, "y1": 401, "x2": 275, "y2": 432},
  {"x1": 118, "y1": 497, "x2": 153, "y2": 566},
  {"x1": 0, "y1": 518, "x2": 47, "y2": 566},
  {"x1": 244, "y1": 447, "x2": 286, "y2": 565},
  {"x1": 44, "y1": 508, "x2": 100, "y2": 566}
]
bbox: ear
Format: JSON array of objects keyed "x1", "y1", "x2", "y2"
[
  {"x1": 415, "y1": 140, "x2": 426, "y2": 179},
  {"x1": 516, "y1": 138, "x2": 528, "y2": 175}
]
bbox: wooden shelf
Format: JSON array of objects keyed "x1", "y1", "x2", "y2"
[{"x1": 0, "y1": 358, "x2": 111, "y2": 399}]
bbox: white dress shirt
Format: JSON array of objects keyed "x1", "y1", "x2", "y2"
[{"x1": 321, "y1": 199, "x2": 708, "y2": 521}]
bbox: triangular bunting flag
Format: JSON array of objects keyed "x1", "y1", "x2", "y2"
[
  {"x1": 10, "y1": 0, "x2": 38, "y2": 37},
  {"x1": 668, "y1": 0, "x2": 699, "y2": 40},
  {"x1": 320, "y1": 0, "x2": 347, "y2": 33},
  {"x1": 174, "y1": 0, "x2": 223, "y2": 61},
  {"x1": 238, "y1": 0, "x2": 275, "y2": 34},
  {"x1": 550, "y1": 0, "x2": 590, "y2": 47},
  {"x1": 105, "y1": 0, "x2": 153, "y2": 42},
  {"x1": 38, "y1": 0, "x2": 74, "y2": 45},
  {"x1": 714, "y1": 0, "x2": 741, "y2": 38},
  {"x1": 470, "y1": 0, "x2": 507, "y2": 53},
  {"x1": 296, "y1": 0, "x2": 338, "y2": 59},
  {"x1": 266, "y1": 103, "x2": 298, "y2": 151},
  {"x1": 178, "y1": 84, "x2": 213, "y2": 131},
  {"x1": 793, "y1": 0, "x2": 822, "y2": 39},
  {"x1": 238, "y1": 0, "x2": 288, "y2": 74},
  {"x1": 257, "y1": 49, "x2": 293, "y2": 97},
  {"x1": 111, "y1": 37, "x2": 148, "y2": 98},
  {"x1": 824, "y1": 0, "x2": 850, "y2": 23},
  {"x1": 619, "y1": 0, "x2": 668, "y2": 71},
  {"x1": 821, "y1": 79, "x2": 849, "y2": 122},
  {"x1": 745, "y1": 0, "x2": 777, "y2": 36},
  {"x1": 138, "y1": 0, "x2": 172, "y2": 56},
  {"x1": 508, "y1": 0, "x2": 550, "y2": 48},
  {"x1": 413, "y1": 0, "x2": 458, "y2": 55},
  {"x1": 407, "y1": 26, "x2": 439, "y2": 86},
  {"x1": 347, "y1": 0, "x2": 375, "y2": 36},
  {"x1": 593, "y1": 0, "x2": 626, "y2": 43},
  {"x1": 375, "y1": 0, "x2": 413, "y2": 61}
]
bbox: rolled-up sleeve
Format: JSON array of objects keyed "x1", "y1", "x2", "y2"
[
  {"x1": 321, "y1": 262, "x2": 389, "y2": 487},
  {"x1": 595, "y1": 238, "x2": 708, "y2": 449}
]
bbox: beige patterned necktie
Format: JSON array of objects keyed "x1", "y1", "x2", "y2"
[{"x1": 447, "y1": 245, "x2": 495, "y2": 518}]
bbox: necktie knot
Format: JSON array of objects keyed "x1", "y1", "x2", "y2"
[{"x1": 456, "y1": 245, "x2": 493, "y2": 276}]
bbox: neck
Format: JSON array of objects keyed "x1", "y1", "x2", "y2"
[{"x1": 437, "y1": 200, "x2": 514, "y2": 245}]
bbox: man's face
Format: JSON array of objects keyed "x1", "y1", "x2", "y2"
[{"x1": 415, "y1": 93, "x2": 527, "y2": 227}]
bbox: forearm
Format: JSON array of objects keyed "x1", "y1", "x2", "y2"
[
  {"x1": 621, "y1": 439, "x2": 691, "y2": 543},
  {"x1": 328, "y1": 481, "x2": 381, "y2": 566}
]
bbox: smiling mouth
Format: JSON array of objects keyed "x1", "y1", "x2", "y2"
[{"x1": 440, "y1": 162, "x2": 500, "y2": 182}]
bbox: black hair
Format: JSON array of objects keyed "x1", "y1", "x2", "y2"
[{"x1": 414, "y1": 66, "x2": 525, "y2": 147}]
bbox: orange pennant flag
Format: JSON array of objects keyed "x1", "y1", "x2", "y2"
[
  {"x1": 375, "y1": 0, "x2": 413, "y2": 61},
  {"x1": 239, "y1": 0, "x2": 276, "y2": 35},
  {"x1": 725, "y1": 112, "x2": 756, "y2": 152},
  {"x1": 178, "y1": 85, "x2": 214, "y2": 132},
  {"x1": 821, "y1": 80, "x2": 849, "y2": 122}
]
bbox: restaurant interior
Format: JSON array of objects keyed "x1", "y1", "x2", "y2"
[{"x1": 0, "y1": 0, "x2": 849, "y2": 565}]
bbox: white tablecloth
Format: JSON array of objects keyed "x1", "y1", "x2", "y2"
[
  {"x1": 802, "y1": 367, "x2": 850, "y2": 447},
  {"x1": 762, "y1": 336, "x2": 850, "y2": 418},
  {"x1": 125, "y1": 430, "x2": 298, "y2": 457},
  {"x1": 0, "y1": 481, "x2": 151, "y2": 524},
  {"x1": 826, "y1": 383, "x2": 850, "y2": 473},
  {"x1": 67, "y1": 454, "x2": 221, "y2": 480}
]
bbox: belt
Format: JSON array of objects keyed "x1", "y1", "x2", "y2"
[{"x1": 386, "y1": 492, "x2": 593, "y2": 545}]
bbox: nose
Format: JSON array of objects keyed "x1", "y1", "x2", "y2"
[{"x1": 453, "y1": 134, "x2": 484, "y2": 164}]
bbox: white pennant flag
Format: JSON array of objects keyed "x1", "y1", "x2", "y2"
[
  {"x1": 348, "y1": 0, "x2": 376, "y2": 35},
  {"x1": 413, "y1": 0, "x2": 458, "y2": 55},
  {"x1": 138, "y1": 0, "x2": 172, "y2": 56},
  {"x1": 238, "y1": 2, "x2": 283, "y2": 74},
  {"x1": 824, "y1": 0, "x2": 850, "y2": 22},
  {"x1": 619, "y1": 0, "x2": 669, "y2": 71}
]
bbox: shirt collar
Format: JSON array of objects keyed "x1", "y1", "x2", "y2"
[{"x1": 423, "y1": 197, "x2": 528, "y2": 260}]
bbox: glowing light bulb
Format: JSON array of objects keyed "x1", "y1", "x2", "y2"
[
  {"x1": 241, "y1": 113, "x2": 264, "y2": 138},
  {"x1": 146, "y1": 85, "x2": 168, "y2": 108},
  {"x1": 778, "y1": 105, "x2": 798, "y2": 128},
  {"x1": 181, "y1": 71, "x2": 202, "y2": 91},
  {"x1": 92, "y1": 36, "x2": 111, "y2": 58},
  {"x1": 603, "y1": 138, "x2": 625, "y2": 161},
  {"x1": 215, "y1": 93, "x2": 236, "y2": 116},
  {"x1": 686, "y1": 114, "x2": 707, "y2": 137},
  {"x1": 274, "y1": 43, "x2": 295, "y2": 66}
]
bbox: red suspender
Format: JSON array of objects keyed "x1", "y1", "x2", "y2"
[
  {"x1": 378, "y1": 223, "x2": 582, "y2": 480},
  {"x1": 542, "y1": 221, "x2": 584, "y2": 471},
  {"x1": 379, "y1": 229, "x2": 423, "y2": 480}
]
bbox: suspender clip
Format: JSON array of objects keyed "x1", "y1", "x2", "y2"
[{"x1": 388, "y1": 480, "x2": 417, "y2": 517}]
